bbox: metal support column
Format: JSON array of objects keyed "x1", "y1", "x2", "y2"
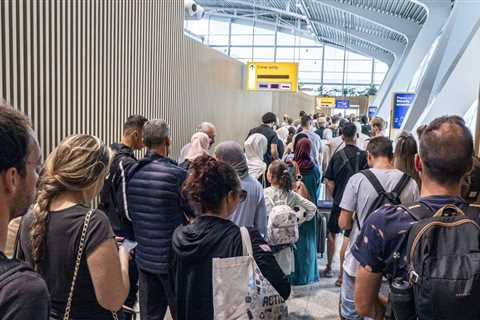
[
  {"x1": 227, "y1": 18, "x2": 232, "y2": 56},
  {"x1": 274, "y1": 15, "x2": 279, "y2": 62}
]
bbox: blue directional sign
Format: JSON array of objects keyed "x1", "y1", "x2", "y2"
[
  {"x1": 335, "y1": 99, "x2": 350, "y2": 109},
  {"x1": 368, "y1": 106, "x2": 378, "y2": 118},
  {"x1": 393, "y1": 93, "x2": 416, "y2": 129}
]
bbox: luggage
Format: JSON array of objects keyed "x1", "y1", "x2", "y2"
[{"x1": 316, "y1": 200, "x2": 331, "y2": 257}]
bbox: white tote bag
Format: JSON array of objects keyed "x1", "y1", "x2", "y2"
[{"x1": 212, "y1": 227, "x2": 288, "y2": 319}]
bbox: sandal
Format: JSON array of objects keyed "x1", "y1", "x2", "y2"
[{"x1": 321, "y1": 268, "x2": 334, "y2": 278}]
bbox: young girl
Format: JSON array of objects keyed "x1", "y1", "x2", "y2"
[{"x1": 264, "y1": 160, "x2": 317, "y2": 276}]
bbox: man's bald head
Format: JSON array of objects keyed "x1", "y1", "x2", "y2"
[{"x1": 419, "y1": 116, "x2": 473, "y2": 185}]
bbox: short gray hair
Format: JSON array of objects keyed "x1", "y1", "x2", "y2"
[
  {"x1": 197, "y1": 122, "x2": 215, "y2": 133},
  {"x1": 143, "y1": 119, "x2": 170, "y2": 148}
]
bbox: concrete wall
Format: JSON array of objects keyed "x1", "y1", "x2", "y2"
[{"x1": 0, "y1": 0, "x2": 314, "y2": 159}]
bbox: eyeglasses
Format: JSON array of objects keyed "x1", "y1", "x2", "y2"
[{"x1": 239, "y1": 190, "x2": 247, "y2": 202}]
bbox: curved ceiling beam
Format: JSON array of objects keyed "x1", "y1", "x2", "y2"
[
  {"x1": 313, "y1": 0, "x2": 420, "y2": 40},
  {"x1": 222, "y1": 0, "x2": 306, "y2": 20}
]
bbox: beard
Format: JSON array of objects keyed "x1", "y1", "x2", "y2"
[{"x1": 10, "y1": 180, "x2": 36, "y2": 221}]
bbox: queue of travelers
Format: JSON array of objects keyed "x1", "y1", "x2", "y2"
[{"x1": 1, "y1": 96, "x2": 480, "y2": 320}]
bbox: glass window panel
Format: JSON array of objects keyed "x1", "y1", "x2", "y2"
[
  {"x1": 346, "y1": 51, "x2": 370, "y2": 60},
  {"x1": 323, "y1": 73, "x2": 344, "y2": 83},
  {"x1": 231, "y1": 22, "x2": 253, "y2": 35},
  {"x1": 300, "y1": 37, "x2": 321, "y2": 46},
  {"x1": 276, "y1": 47, "x2": 295, "y2": 60},
  {"x1": 254, "y1": 26, "x2": 274, "y2": 35},
  {"x1": 230, "y1": 47, "x2": 253, "y2": 59},
  {"x1": 324, "y1": 60, "x2": 344, "y2": 72},
  {"x1": 374, "y1": 61, "x2": 389, "y2": 73},
  {"x1": 345, "y1": 72, "x2": 372, "y2": 84},
  {"x1": 277, "y1": 32, "x2": 297, "y2": 46},
  {"x1": 345, "y1": 60, "x2": 372, "y2": 73},
  {"x1": 209, "y1": 20, "x2": 229, "y2": 35},
  {"x1": 298, "y1": 59, "x2": 322, "y2": 72},
  {"x1": 298, "y1": 47, "x2": 323, "y2": 60},
  {"x1": 185, "y1": 19, "x2": 210, "y2": 36},
  {"x1": 253, "y1": 47, "x2": 275, "y2": 60},
  {"x1": 253, "y1": 35, "x2": 275, "y2": 46},
  {"x1": 324, "y1": 45, "x2": 346, "y2": 60},
  {"x1": 298, "y1": 71, "x2": 322, "y2": 82},
  {"x1": 208, "y1": 35, "x2": 229, "y2": 46},
  {"x1": 230, "y1": 35, "x2": 254, "y2": 45},
  {"x1": 276, "y1": 58, "x2": 296, "y2": 62},
  {"x1": 374, "y1": 73, "x2": 386, "y2": 84}
]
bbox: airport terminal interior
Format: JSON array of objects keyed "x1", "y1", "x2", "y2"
[{"x1": 1, "y1": 0, "x2": 480, "y2": 320}]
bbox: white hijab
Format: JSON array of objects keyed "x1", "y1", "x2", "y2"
[{"x1": 244, "y1": 133, "x2": 268, "y2": 179}]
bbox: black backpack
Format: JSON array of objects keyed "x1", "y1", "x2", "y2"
[
  {"x1": 357, "y1": 170, "x2": 411, "y2": 229},
  {"x1": 0, "y1": 255, "x2": 30, "y2": 289},
  {"x1": 397, "y1": 203, "x2": 480, "y2": 320}
]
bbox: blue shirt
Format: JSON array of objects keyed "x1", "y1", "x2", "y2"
[{"x1": 351, "y1": 195, "x2": 468, "y2": 280}]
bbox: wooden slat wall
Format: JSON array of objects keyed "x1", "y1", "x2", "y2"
[{"x1": 1, "y1": 0, "x2": 315, "y2": 160}]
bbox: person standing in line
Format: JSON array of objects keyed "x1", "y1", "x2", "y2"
[
  {"x1": 178, "y1": 122, "x2": 216, "y2": 164},
  {"x1": 19, "y1": 134, "x2": 131, "y2": 319},
  {"x1": 0, "y1": 103, "x2": 50, "y2": 319},
  {"x1": 245, "y1": 133, "x2": 268, "y2": 184},
  {"x1": 339, "y1": 137, "x2": 419, "y2": 320},
  {"x1": 293, "y1": 115, "x2": 323, "y2": 169},
  {"x1": 179, "y1": 132, "x2": 210, "y2": 170},
  {"x1": 394, "y1": 132, "x2": 421, "y2": 188},
  {"x1": 215, "y1": 141, "x2": 268, "y2": 236},
  {"x1": 289, "y1": 138, "x2": 320, "y2": 288},
  {"x1": 99, "y1": 114, "x2": 147, "y2": 320},
  {"x1": 127, "y1": 119, "x2": 190, "y2": 320},
  {"x1": 370, "y1": 117, "x2": 386, "y2": 138},
  {"x1": 170, "y1": 155, "x2": 290, "y2": 320},
  {"x1": 360, "y1": 115, "x2": 372, "y2": 137},
  {"x1": 247, "y1": 112, "x2": 280, "y2": 166},
  {"x1": 323, "y1": 123, "x2": 368, "y2": 286}
]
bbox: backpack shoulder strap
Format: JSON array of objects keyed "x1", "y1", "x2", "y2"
[
  {"x1": 361, "y1": 169, "x2": 385, "y2": 195},
  {"x1": 338, "y1": 149, "x2": 354, "y2": 175},
  {"x1": 392, "y1": 173, "x2": 411, "y2": 195}
]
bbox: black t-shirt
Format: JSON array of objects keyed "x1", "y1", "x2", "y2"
[
  {"x1": 248, "y1": 124, "x2": 279, "y2": 165},
  {"x1": 325, "y1": 144, "x2": 368, "y2": 205},
  {"x1": 0, "y1": 253, "x2": 50, "y2": 320},
  {"x1": 19, "y1": 205, "x2": 114, "y2": 319}
]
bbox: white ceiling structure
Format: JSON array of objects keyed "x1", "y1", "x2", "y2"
[{"x1": 195, "y1": 0, "x2": 433, "y2": 67}]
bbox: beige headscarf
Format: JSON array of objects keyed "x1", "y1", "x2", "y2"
[{"x1": 186, "y1": 132, "x2": 210, "y2": 161}]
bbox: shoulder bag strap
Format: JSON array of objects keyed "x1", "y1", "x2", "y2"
[
  {"x1": 361, "y1": 170, "x2": 385, "y2": 195},
  {"x1": 239, "y1": 227, "x2": 253, "y2": 257},
  {"x1": 13, "y1": 216, "x2": 25, "y2": 260},
  {"x1": 338, "y1": 150, "x2": 354, "y2": 176},
  {"x1": 402, "y1": 202, "x2": 433, "y2": 221},
  {"x1": 63, "y1": 210, "x2": 118, "y2": 320},
  {"x1": 392, "y1": 173, "x2": 411, "y2": 196}
]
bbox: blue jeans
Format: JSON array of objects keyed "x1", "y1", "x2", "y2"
[{"x1": 340, "y1": 271, "x2": 362, "y2": 320}]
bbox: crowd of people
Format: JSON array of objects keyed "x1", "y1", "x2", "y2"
[{"x1": 1, "y1": 97, "x2": 480, "y2": 320}]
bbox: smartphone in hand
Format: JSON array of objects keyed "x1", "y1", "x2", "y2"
[{"x1": 120, "y1": 239, "x2": 138, "y2": 253}]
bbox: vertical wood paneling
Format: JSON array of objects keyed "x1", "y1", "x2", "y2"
[{"x1": 1, "y1": 0, "x2": 313, "y2": 161}]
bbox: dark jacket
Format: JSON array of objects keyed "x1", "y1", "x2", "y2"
[
  {"x1": 99, "y1": 143, "x2": 137, "y2": 240},
  {"x1": 171, "y1": 216, "x2": 291, "y2": 320},
  {"x1": 127, "y1": 153, "x2": 188, "y2": 274}
]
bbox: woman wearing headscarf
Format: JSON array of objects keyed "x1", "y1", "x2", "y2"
[
  {"x1": 244, "y1": 133, "x2": 268, "y2": 184},
  {"x1": 289, "y1": 137, "x2": 320, "y2": 288},
  {"x1": 180, "y1": 132, "x2": 210, "y2": 170},
  {"x1": 215, "y1": 141, "x2": 268, "y2": 236}
]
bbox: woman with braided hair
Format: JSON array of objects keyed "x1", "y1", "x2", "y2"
[{"x1": 17, "y1": 134, "x2": 130, "y2": 320}]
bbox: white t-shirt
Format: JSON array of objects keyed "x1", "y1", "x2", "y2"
[{"x1": 339, "y1": 168, "x2": 420, "y2": 277}]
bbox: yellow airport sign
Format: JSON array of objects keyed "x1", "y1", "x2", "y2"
[
  {"x1": 318, "y1": 97, "x2": 336, "y2": 106},
  {"x1": 246, "y1": 62, "x2": 298, "y2": 92}
]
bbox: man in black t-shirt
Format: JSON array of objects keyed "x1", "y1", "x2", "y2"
[
  {"x1": 0, "y1": 101, "x2": 50, "y2": 319},
  {"x1": 324, "y1": 123, "x2": 368, "y2": 281},
  {"x1": 247, "y1": 112, "x2": 279, "y2": 166}
]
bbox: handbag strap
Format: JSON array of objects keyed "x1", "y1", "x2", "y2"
[
  {"x1": 240, "y1": 227, "x2": 253, "y2": 257},
  {"x1": 63, "y1": 209, "x2": 119, "y2": 320}
]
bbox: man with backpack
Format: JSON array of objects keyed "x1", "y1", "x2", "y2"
[
  {"x1": 352, "y1": 116, "x2": 475, "y2": 320},
  {"x1": 0, "y1": 102, "x2": 50, "y2": 319},
  {"x1": 337, "y1": 136, "x2": 419, "y2": 319},
  {"x1": 323, "y1": 123, "x2": 368, "y2": 284},
  {"x1": 99, "y1": 114, "x2": 148, "y2": 320}
]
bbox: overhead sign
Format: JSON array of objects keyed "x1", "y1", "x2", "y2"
[
  {"x1": 392, "y1": 93, "x2": 416, "y2": 129},
  {"x1": 318, "y1": 97, "x2": 336, "y2": 106},
  {"x1": 335, "y1": 99, "x2": 350, "y2": 109},
  {"x1": 368, "y1": 106, "x2": 378, "y2": 118},
  {"x1": 246, "y1": 62, "x2": 298, "y2": 92}
]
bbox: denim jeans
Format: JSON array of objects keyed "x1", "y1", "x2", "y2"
[{"x1": 340, "y1": 271, "x2": 362, "y2": 320}]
